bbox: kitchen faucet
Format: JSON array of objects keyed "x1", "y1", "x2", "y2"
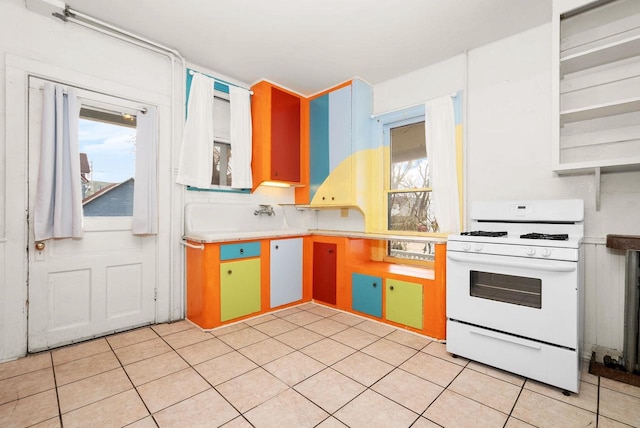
[{"x1": 254, "y1": 204, "x2": 275, "y2": 216}]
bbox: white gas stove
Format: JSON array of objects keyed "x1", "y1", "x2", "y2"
[{"x1": 446, "y1": 199, "x2": 584, "y2": 393}]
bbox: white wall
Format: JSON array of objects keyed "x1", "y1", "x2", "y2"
[
  {"x1": 0, "y1": 0, "x2": 302, "y2": 362},
  {"x1": 373, "y1": 23, "x2": 640, "y2": 358}
]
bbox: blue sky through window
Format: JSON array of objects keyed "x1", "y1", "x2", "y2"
[{"x1": 79, "y1": 118, "x2": 135, "y2": 183}]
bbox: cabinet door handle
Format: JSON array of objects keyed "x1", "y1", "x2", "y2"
[
  {"x1": 275, "y1": 245, "x2": 279, "y2": 250},
  {"x1": 389, "y1": 285, "x2": 394, "y2": 291},
  {"x1": 331, "y1": 196, "x2": 335, "y2": 201},
  {"x1": 239, "y1": 248, "x2": 244, "y2": 254},
  {"x1": 328, "y1": 249, "x2": 334, "y2": 254},
  {"x1": 227, "y1": 270, "x2": 232, "y2": 275},
  {"x1": 322, "y1": 196, "x2": 326, "y2": 200},
  {"x1": 372, "y1": 282, "x2": 377, "y2": 288}
]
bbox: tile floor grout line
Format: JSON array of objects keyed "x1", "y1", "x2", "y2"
[
  {"x1": 525, "y1": 387, "x2": 599, "y2": 416},
  {"x1": 48, "y1": 351, "x2": 64, "y2": 428},
  {"x1": 106, "y1": 332, "x2": 157, "y2": 426},
  {"x1": 504, "y1": 376, "x2": 527, "y2": 426},
  {"x1": 596, "y1": 375, "x2": 600, "y2": 427},
  {"x1": 165, "y1": 329, "x2": 257, "y2": 426}
]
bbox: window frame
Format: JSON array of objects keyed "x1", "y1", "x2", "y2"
[
  {"x1": 184, "y1": 68, "x2": 250, "y2": 194},
  {"x1": 379, "y1": 105, "x2": 442, "y2": 267}
]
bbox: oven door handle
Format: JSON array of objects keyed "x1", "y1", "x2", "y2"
[
  {"x1": 447, "y1": 252, "x2": 576, "y2": 273},
  {"x1": 469, "y1": 328, "x2": 542, "y2": 350}
]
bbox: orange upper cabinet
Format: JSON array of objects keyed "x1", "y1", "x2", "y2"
[{"x1": 251, "y1": 81, "x2": 307, "y2": 191}]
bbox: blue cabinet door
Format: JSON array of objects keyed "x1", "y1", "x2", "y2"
[
  {"x1": 352, "y1": 273, "x2": 382, "y2": 318},
  {"x1": 309, "y1": 94, "x2": 329, "y2": 201}
]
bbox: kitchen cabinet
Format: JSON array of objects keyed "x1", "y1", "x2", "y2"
[
  {"x1": 312, "y1": 241, "x2": 337, "y2": 305},
  {"x1": 220, "y1": 242, "x2": 261, "y2": 322},
  {"x1": 552, "y1": 0, "x2": 640, "y2": 177},
  {"x1": 270, "y1": 238, "x2": 303, "y2": 308},
  {"x1": 251, "y1": 80, "x2": 304, "y2": 190},
  {"x1": 385, "y1": 279, "x2": 423, "y2": 329},
  {"x1": 308, "y1": 80, "x2": 372, "y2": 206},
  {"x1": 351, "y1": 273, "x2": 382, "y2": 318}
]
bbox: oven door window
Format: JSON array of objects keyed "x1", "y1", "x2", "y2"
[{"x1": 470, "y1": 271, "x2": 541, "y2": 309}]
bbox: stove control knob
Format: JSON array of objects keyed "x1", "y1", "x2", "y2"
[
  {"x1": 541, "y1": 248, "x2": 552, "y2": 257},
  {"x1": 462, "y1": 244, "x2": 471, "y2": 252},
  {"x1": 473, "y1": 244, "x2": 483, "y2": 252},
  {"x1": 525, "y1": 247, "x2": 536, "y2": 256}
]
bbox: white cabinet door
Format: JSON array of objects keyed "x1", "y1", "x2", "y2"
[{"x1": 270, "y1": 238, "x2": 303, "y2": 308}]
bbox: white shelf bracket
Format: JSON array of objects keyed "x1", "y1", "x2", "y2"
[{"x1": 595, "y1": 167, "x2": 601, "y2": 212}]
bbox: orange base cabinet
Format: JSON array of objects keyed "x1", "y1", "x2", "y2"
[{"x1": 186, "y1": 242, "x2": 221, "y2": 329}]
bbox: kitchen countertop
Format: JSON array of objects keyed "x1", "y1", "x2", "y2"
[
  {"x1": 606, "y1": 234, "x2": 640, "y2": 251},
  {"x1": 183, "y1": 229, "x2": 448, "y2": 244}
]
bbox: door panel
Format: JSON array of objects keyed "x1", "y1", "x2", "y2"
[
  {"x1": 271, "y1": 88, "x2": 300, "y2": 182},
  {"x1": 220, "y1": 258, "x2": 261, "y2": 322},
  {"x1": 312, "y1": 242, "x2": 337, "y2": 305},
  {"x1": 270, "y1": 238, "x2": 303, "y2": 308},
  {"x1": 352, "y1": 273, "x2": 382, "y2": 318},
  {"x1": 27, "y1": 79, "x2": 157, "y2": 351},
  {"x1": 386, "y1": 279, "x2": 423, "y2": 329}
]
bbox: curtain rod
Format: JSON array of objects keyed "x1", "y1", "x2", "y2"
[
  {"x1": 188, "y1": 70, "x2": 254, "y2": 95},
  {"x1": 370, "y1": 91, "x2": 460, "y2": 119}
]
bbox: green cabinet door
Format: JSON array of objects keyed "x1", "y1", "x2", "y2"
[
  {"x1": 385, "y1": 279, "x2": 423, "y2": 329},
  {"x1": 220, "y1": 258, "x2": 261, "y2": 322}
]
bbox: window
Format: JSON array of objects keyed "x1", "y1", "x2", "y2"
[
  {"x1": 384, "y1": 112, "x2": 438, "y2": 263},
  {"x1": 79, "y1": 107, "x2": 137, "y2": 217},
  {"x1": 185, "y1": 69, "x2": 249, "y2": 192},
  {"x1": 212, "y1": 90, "x2": 232, "y2": 186}
]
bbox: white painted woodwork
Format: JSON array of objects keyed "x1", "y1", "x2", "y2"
[
  {"x1": 26, "y1": 79, "x2": 157, "y2": 351},
  {"x1": 269, "y1": 238, "x2": 303, "y2": 308},
  {"x1": 554, "y1": 0, "x2": 640, "y2": 173}
]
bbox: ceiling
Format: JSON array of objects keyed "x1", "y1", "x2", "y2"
[{"x1": 65, "y1": 0, "x2": 552, "y2": 96}]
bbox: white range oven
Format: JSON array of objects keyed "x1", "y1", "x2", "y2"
[{"x1": 446, "y1": 200, "x2": 584, "y2": 393}]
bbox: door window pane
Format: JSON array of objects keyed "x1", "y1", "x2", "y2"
[{"x1": 79, "y1": 108, "x2": 136, "y2": 217}]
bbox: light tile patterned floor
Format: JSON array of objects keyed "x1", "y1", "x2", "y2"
[{"x1": 1, "y1": 302, "x2": 639, "y2": 427}]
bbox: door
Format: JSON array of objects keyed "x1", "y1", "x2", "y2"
[
  {"x1": 220, "y1": 258, "x2": 261, "y2": 322},
  {"x1": 271, "y1": 87, "x2": 300, "y2": 182},
  {"x1": 27, "y1": 78, "x2": 157, "y2": 351},
  {"x1": 312, "y1": 242, "x2": 337, "y2": 305},
  {"x1": 446, "y1": 251, "x2": 578, "y2": 348},
  {"x1": 352, "y1": 273, "x2": 382, "y2": 318},
  {"x1": 386, "y1": 279, "x2": 423, "y2": 329},
  {"x1": 270, "y1": 238, "x2": 303, "y2": 308}
]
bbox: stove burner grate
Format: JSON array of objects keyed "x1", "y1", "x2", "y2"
[
  {"x1": 461, "y1": 231, "x2": 508, "y2": 237},
  {"x1": 520, "y1": 233, "x2": 569, "y2": 241}
]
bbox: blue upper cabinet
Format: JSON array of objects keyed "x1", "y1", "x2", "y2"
[
  {"x1": 309, "y1": 94, "x2": 330, "y2": 199},
  {"x1": 308, "y1": 80, "x2": 372, "y2": 206}
]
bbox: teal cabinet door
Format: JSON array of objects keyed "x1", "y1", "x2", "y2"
[
  {"x1": 386, "y1": 279, "x2": 423, "y2": 329},
  {"x1": 220, "y1": 258, "x2": 261, "y2": 322},
  {"x1": 352, "y1": 273, "x2": 382, "y2": 318},
  {"x1": 309, "y1": 94, "x2": 329, "y2": 200}
]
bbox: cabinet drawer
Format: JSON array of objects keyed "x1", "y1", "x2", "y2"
[
  {"x1": 446, "y1": 320, "x2": 579, "y2": 392},
  {"x1": 220, "y1": 241, "x2": 261, "y2": 261}
]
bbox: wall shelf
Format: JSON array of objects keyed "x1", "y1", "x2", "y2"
[
  {"x1": 560, "y1": 98, "x2": 640, "y2": 124},
  {"x1": 553, "y1": 0, "x2": 640, "y2": 183},
  {"x1": 561, "y1": 34, "x2": 640, "y2": 75}
]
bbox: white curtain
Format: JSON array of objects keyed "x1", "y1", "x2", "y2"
[
  {"x1": 133, "y1": 107, "x2": 158, "y2": 235},
  {"x1": 425, "y1": 95, "x2": 460, "y2": 234},
  {"x1": 176, "y1": 73, "x2": 215, "y2": 188},
  {"x1": 34, "y1": 83, "x2": 83, "y2": 241},
  {"x1": 229, "y1": 86, "x2": 252, "y2": 189}
]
